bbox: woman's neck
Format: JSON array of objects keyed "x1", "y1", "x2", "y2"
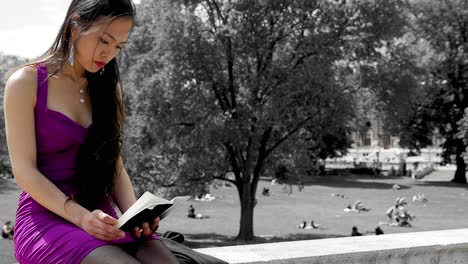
[{"x1": 62, "y1": 62, "x2": 86, "y2": 82}]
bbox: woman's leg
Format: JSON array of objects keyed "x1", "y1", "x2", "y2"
[
  {"x1": 80, "y1": 245, "x2": 141, "y2": 264},
  {"x1": 132, "y1": 239, "x2": 180, "y2": 264}
]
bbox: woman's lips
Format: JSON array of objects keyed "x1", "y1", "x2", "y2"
[{"x1": 95, "y1": 61, "x2": 106, "y2": 68}]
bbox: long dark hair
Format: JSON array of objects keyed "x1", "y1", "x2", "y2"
[{"x1": 30, "y1": 0, "x2": 136, "y2": 210}]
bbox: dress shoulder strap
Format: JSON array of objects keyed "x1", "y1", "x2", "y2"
[{"x1": 36, "y1": 64, "x2": 48, "y2": 112}]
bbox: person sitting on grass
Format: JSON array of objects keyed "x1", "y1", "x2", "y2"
[
  {"x1": 187, "y1": 205, "x2": 209, "y2": 220},
  {"x1": 412, "y1": 193, "x2": 428, "y2": 203},
  {"x1": 395, "y1": 206, "x2": 414, "y2": 227},
  {"x1": 305, "y1": 220, "x2": 319, "y2": 229},
  {"x1": 187, "y1": 205, "x2": 196, "y2": 218},
  {"x1": 354, "y1": 200, "x2": 371, "y2": 212},
  {"x1": 386, "y1": 197, "x2": 401, "y2": 222},
  {"x1": 351, "y1": 226, "x2": 363, "y2": 236},
  {"x1": 386, "y1": 197, "x2": 414, "y2": 227},
  {"x1": 194, "y1": 193, "x2": 216, "y2": 202},
  {"x1": 297, "y1": 220, "x2": 320, "y2": 229},
  {"x1": 344, "y1": 200, "x2": 370, "y2": 213},
  {"x1": 375, "y1": 226, "x2": 384, "y2": 235},
  {"x1": 2, "y1": 221, "x2": 14, "y2": 239},
  {"x1": 297, "y1": 220, "x2": 307, "y2": 229}
]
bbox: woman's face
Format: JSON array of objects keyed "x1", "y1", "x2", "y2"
[{"x1": 73, "y1": 16, "x2": 133, "y2": 73}]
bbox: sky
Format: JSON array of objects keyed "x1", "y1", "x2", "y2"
[{"x1": 0, "y1": 0, "x2": 140, "y2": 59}]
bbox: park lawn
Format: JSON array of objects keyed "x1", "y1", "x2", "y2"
[
  {"x1": 1, "y1": 171, "x2": 468, "y2": 251},
  {"x1": 158, "y1": 172, "x2": 468, "y2": 248}
]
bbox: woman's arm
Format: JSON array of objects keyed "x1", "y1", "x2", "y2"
[
  {"x1": 113, "y1": 155, "x2": 137, "y2": 213},
  {"x1": 4, "y1": 66, "x2": 124, "y2": 241}
]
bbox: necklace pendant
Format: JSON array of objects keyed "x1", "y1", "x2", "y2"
[{"x1": 80, "y1": 98, "x2": 85, "y2": 104}]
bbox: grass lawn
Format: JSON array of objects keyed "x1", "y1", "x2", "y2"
[
  {"x1": 157, "y1": 170, "x2": 468, "y2": 248},
  {"x1": 1, "y1": 169, "x2": 467, "y2": 259}
]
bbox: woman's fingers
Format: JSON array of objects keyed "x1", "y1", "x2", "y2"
[
  {"x1": 95, "y1": 223, "x2": 125, "y2": 240},
  {"x1": 94, "y1": 210, "x2": 119, "y2": 226},
  {"x1": 92, "y1": 210, "x2": 125, "y2": 239},
  {"x1": 81, "y1": 210, "x2": 125, "y2": 240},
  {"x1": 133, "y1": 226, "x2": 141, "y2": 238},
  {"x1": 152, "y1": 217, "x2": 160, "y2": 230},
  {"x1": 132, "y1": 217, "x2": 162, "y2": 238},
  {"x1": 141, "y1": 222, "x2": 152, "y2": 236},
  {"x1": 97, "y1": 220, "x2": 124, "y2": 238},
  {"x1": 86, "y1": 222, "x2": 122, "y2": 241}
]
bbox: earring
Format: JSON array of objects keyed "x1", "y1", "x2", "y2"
[
  {"x1": 100, "y1": 66, "x2": 105, "y2": 76},
  {"x1": 69, "y1": 45, "x2": 75, "y2": 66}
]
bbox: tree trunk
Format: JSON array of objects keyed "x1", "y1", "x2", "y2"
[
  {"x1": 452, "y1": 154, "x2": 467, "y2": 183},
  {"x1": 236, "y1": 181, "x2": 255, "y2": 241}
]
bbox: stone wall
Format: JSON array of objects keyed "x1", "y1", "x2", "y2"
[{"x1": 195, "y1": 228, "x2": 468, "y2": 264}]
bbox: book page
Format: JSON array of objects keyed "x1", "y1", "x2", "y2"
[{"x1": 118, "y1": 192, "x2": 171, "y2": 228}]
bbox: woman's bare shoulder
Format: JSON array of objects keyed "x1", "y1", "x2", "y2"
[{"x1": 4, "y1": 65, "x2": 38, "y2": 101}]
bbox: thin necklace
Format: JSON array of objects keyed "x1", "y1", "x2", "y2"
[
  {"x1": 79, "y1": 88, "x2": 85, "y2": 104},
  {"x1": 62, "y1": 72, "x2": 87, "y2": 104}
]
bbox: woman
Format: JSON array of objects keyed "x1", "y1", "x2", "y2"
[{"x1": 3, "y1": 0, "x2": 179, "y2": 263}]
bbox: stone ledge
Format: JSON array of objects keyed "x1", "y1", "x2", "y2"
[{"x1": 195, "y1": 228, "x2": 468, "y2": 264}]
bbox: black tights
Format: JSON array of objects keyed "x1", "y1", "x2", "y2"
[{"x1": 80, "y1": 239, "x2": 179, "y2": 264}]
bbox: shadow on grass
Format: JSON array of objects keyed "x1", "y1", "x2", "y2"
[
  {"x1": 413, "y1": 181, "x2": 468, "y2": 188},
  {"x1": 324, "y1": 169, "x2": 405, "y2": 180},
  {"x1": 262, "y1": 175, "x2": 412, "y2": 190},
  {"x1": 309, "y1": 178, "x2": 411, "y2": 190},
  {"x1": 183, "y1": 232, "x2": 345, "y2": 248}
]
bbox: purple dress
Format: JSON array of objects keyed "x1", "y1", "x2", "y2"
[{"x1": 13, "y1": 65, "x2": 158, "y2": 264}]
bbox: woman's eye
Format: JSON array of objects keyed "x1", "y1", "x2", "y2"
[{"x1": 100, "y1": 39, "x2": 109, "y2": 44}]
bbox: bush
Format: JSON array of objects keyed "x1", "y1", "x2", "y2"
[{"x1": 349, "y1": 167, "x2": 375, "y2": 175}]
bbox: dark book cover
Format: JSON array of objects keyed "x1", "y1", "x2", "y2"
[
  {"x1": 119, "y1": 203, "x2": 173, "y2": 232},
  {"x1": 118, "y1": 192, "x2": 189, "y2": 232}
]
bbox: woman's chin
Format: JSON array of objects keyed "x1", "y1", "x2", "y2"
[{"x1": 87, "y1": 68, "x2": 101, "y2": 74}]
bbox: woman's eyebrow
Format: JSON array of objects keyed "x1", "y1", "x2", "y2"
[{"x1": 103, "y1": 32, "x2": 127, "y2": 44}]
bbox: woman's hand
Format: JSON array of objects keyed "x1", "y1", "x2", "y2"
[
  {"x1": 133, "y1": 217, "x2": 160, "y2": 238},
  {"x1": 79, "y1": 209, "x2": 126, "y2": 241}
]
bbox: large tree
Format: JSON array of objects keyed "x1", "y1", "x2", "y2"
[
  {"x1": 404, "y1": 0, "x2": 468, "y2": 183},
  {"x1": 121, "y1": 0, "x2": 404, "y2": 241}
]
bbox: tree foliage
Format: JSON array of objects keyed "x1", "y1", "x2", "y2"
[
  {"x1": 120, "y1": 0, "x2": 405, "y2": 241},
  {"x1": 403, "y1": 0, "x2": 468, "y2": 183}
]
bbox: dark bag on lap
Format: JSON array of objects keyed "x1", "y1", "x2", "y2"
[
  {"x1": 159, "y1": 232, "x2": 229, "y2": 264},
  {"x1": 161, "y1": 230, "x2": 185, "y2": 244}
]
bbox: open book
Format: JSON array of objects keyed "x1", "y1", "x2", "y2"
[{"x1": 118, "y1": 191, "x2": 190, "y2": 232}]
